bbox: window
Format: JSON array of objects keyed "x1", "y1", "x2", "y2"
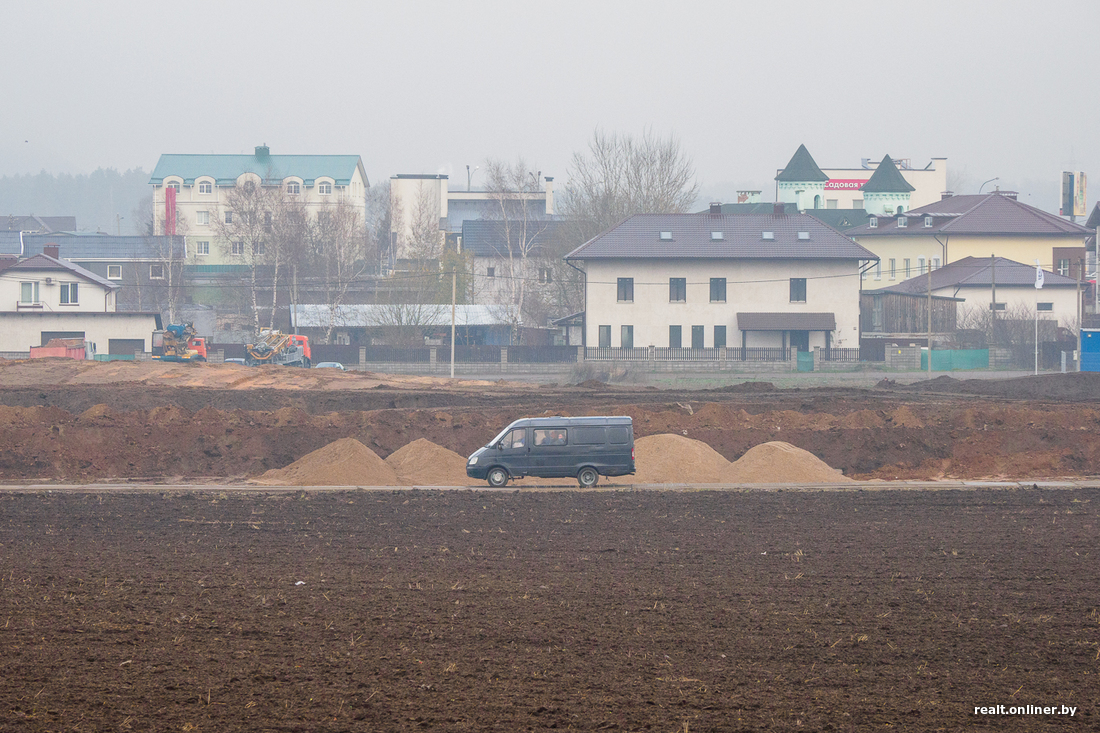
[
  {"x1": 797, "y1": 231, "x2": 810, "y2": 240},
  {"x1": 932, "y1": 257, "x2": 940, "y2": 270},
  {"x1": 918, "y1": 256, "x2": 926, "y2": 274},
  {"x1": 1058, "y1": 259, "x2": 1070, "y2": 276},
  {"x1": 225, "y1": 211, "x2": 234, "y2": 224},
  {"x1": 889, "y1": 259, "x2": 896, "y2": 280},
  {"x1": 19, "y1": 281, "x2": 40, "y2": 304},
  {"x1": 691, "y1": 325, "x2": 704, "y2": 350},
  {"x1": 196, "y1": 241, "x2": 210, "y2": 256},
  {"x1": 904, "y1": 258, "x2": 911, "y2": 278},
  {"x1": 852, "y1": 199, "x2": 863, "y2": 209},
  {"x1": 669, "y1": 325, "x2": 682, "y2": 349},
  {"x1": 1037, "y1": 302, "x2": 1054, "y2": 312},
  {"x1": 538, "y1": 267, "x2": 552, "y2": 284},
  {"x1": 710, "y1": 277, "x2": 726, "y2": 302},
  {"x1": 598, "y1": 325, "x2": 611, "y2": 348},
  {"x1": 762, "y1": 231, "x2": 775, "y2": 240},
  {"x1": 198, "y1": 181, "x2": 212, "y2": 194},
  {"x1": 924, "y1": 216, "x2": 933, "y2": 228},
  {"x1": 107, "y1": 265, "x2": 122, "y2": 280},
  {"x1": 573, "y1": 427, "x2": 608, "y2": 445},
  {"x1": 826, "y1": 199, "x2": 838, "y2": 209},
  {"x1": 286, "y1": 181, "x2": 300, "y2": 195},
  {"x1": 264, "y1": 212, "x2": 273, "y2": 233},
  {"x1": 621, "y1": 325, "x2": 633, "y2": 349},
  {"x1": 898, "y1": 217, "x2": 908, "y2": 228},
  {"x1": 318, "y1": 182, "x2": 332, "y2": 195},
  {"x1": 714, "y1": 325, "x2": 727, "y2": 349},
  {"x1": 669, "y1": 277, "x2": 686, "y2": 302},
  {"x1": 711, "y1": 231, "x2": 724, "y2": 240},
  {"x1": 869, "y1": 217, "x2": 878, "y2": 229},
  {"x1": 487, "y1": 267, "x2": 495, "y2": 278},
  {"x1": 149, "y1": 264, "x2": 165, "y2": 279},
  {"x1": 534, "y1": 429, "x2": 567, "y2": 446},
  {"x1": 659, "y1": 231, "x2": 673, "y2": 241},
  {"x1": 166, "y1": 182, "x2": 180, "y2": 192},
  {"x1": 254, "y1": 241, "x2": 265, "y2": 255},
  {"x1": 617, "y1": 277, "x2": 634, "y2": 302},
  {"x1": 232, "y1": 241, "x2": 245, "y2": 256},
  {"x1": 197, "y1": 211, "x2": 209, "y2": 226},
  {"x1": 874, "y1": 260, "x2": 881, "y2": 280},
  {"x1": 502, "y1": 428, "x2": 526, "y2": 449},
  {"x1": 59, "y1": 282, "x2": 78, "y2": 305},
  {"x1": 789, "y1": 278, "x2": 807, "y2": 303}
]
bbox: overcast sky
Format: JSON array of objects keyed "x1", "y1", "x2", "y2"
[{"x1": 4, "y1": 0, "x2": 1098, "y2": 213}]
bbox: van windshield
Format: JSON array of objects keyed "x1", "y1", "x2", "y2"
[{"x1": 488, "y1": 423, "x2": 518, "y2": 447}]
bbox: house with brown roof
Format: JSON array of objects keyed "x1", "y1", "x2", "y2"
[
  {"x1": 564, "y1": 205, "x2": 877, "y2": 352},
  {"x1": 0, "y1": 244, "x2": 161, "y2": 357},
  {"x1": 849, "y1": 191, "x2": 1092, "y2": 292}
]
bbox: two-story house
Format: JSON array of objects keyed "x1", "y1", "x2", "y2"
[
  {"x1": 0, "y1": 244, "x2": 161, "y2": 356},
  {"x1": 565, "y1": 205, "x2": 877, "y2": 352}
]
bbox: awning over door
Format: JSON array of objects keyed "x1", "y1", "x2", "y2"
[{"x1": 736, "y1": 312, "x2": 836, "y2": 331}]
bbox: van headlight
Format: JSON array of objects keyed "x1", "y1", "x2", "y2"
[{"x1": 468, "y1": 456, "x2": 478, "y2": 465}]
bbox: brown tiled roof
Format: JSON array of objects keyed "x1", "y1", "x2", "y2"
[
  {"x1": 566, "y1": 213, "x2": 876, "y2": 261},
  {"x1": 847, "y1": 193, "x2": 1091, "y2": 236},
  {"x1": 737, "y1": 312, "x2": 837, "y2": 331},
  {"x1": 869, "y1": 256, "x2": 1078, "y2": 294}
]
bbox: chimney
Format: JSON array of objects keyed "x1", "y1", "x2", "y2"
[
  {"x1": 709, "y1": 202, "x2": 722, "y2": 215},
  {"x1": 544, "y1": 176, "x2": 554, "y2": 215},
  {"x1": 941, "y1": 191, "x2": 954, "y2": 200},
  {"x1": 773, "y1": 202, "x2": 786, "y2": 215},
  {"x1": 255, "y1": 144, "x2": 270, "y2": 159},
  {"x1": 43, "y1": 243, "x2": 60, "y2": 259}
]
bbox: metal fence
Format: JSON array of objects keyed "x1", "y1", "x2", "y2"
[
  {"x1": 506, "y1": 346, "x2": 580, "y2": 363},
  {"x1": 361, "y1": 346, "x2": 431, "y2": 363},
  {"x1": 586, "y1": 346, "x2": 794, "y2": 362},
  {"x1": 821, "y1": 347, "x2": 862, "y2": 363}
]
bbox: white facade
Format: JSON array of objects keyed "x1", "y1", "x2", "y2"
[
  {"x1": 950, "y1": 284, "x2": 1080, "y2": 329},
  {"x1": 1, "y1": 257, "x2": 117, "y2": 313},
  {"x1": 818, "y1": 159, "x2": 947, "y2": 210},
  {"x1": 583, "y1": 258, "x2": 863, "y2": 349},
  {"x1": 0, "y1": 312, "x2": 160, "y2": 354}
]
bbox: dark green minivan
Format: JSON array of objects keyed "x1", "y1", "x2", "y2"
[{"x1": 466, "y1": 416, "x2": 635, "y2": 487}]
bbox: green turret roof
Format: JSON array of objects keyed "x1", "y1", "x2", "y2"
[
  {"x1": 860, "y1": 155, "x2": 915, "y2": 193},
  {"x1": 775, "y1": 144, "x2": 828, "y2": 182}
]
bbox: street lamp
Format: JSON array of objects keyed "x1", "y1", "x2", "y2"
[
  {"x1": 466, "y1": 165, "x2": 480, "y2": 191},
  {"x1": 979, "y1": 177, "x2": 999, "y2": 194},
  {"x1": 116, "y1": 214, "x2": 124, "y2": 235}
]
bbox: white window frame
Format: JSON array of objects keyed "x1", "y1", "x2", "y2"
[
  {"x1": 874, "y1": 260, "x2": 881, "y2": 280},
  {"x1": 225, "y1": 211, "x2": 234, "y2": 224},
  {"x1": 924, "y1": 216, "x2": 933, "y2": 228},
  {"x1": 149, "y1": 264, "x2": 165, "y2": 280},
  {"x1": 318, "y1": 182, "x2": 332, "y2": 195},
  {"x1": 917, "y1": 256, "x2": 926, "y2": 274},
  {"x1": 198, "y1": 181, "x2": 213, "y2": 194},
  {"x1": 107, "y1": 265, "x2": 122, "y2": 280},
  {"x1": 197, "y1": 211, "x2": 210, "y2": 226},
  {"x1": 897, "y1": 216, "x2": 907, "y2": 228},
  {"x1": 59, "y1": 281, "x2": 79, "y2": 305},
  {"x1": 196, "y1": 241, "x2": 210, "y2": 256},
  {"x1": 286, "y1": 181, "x2": 301, "y2": 195},
  {"x1": 231, "y1": 241, "x2": 244, "y2": 256},
  {"x1": 19, "y1": 281, "x2": 40, "y2": 305},
  {"x1": 868, "y1": 217, "x2": 878, "y2": 229},
  {"x1": 166, "y1": 182, "x2": 180, "y2": 192}
]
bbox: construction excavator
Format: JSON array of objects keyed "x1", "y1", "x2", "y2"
[
  {"x1": 152, "y1": 323, "x2": 208, "y2": 362},
  {"x1": 245, "y1": 330, "x2": 311, "y2": 367}
]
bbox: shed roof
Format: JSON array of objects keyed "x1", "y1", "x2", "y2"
[{"x1": 737, "y1": 312, "x2": 837, "y2": 331}]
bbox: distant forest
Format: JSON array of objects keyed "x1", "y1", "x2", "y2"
[{"x1": 0, "y1": 168, "x2": 151, "y2": 235}]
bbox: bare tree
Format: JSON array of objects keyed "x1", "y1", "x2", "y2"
[
  {"x1": 211, "y1": 178, "x2": 279, "y2": 335},
  {"x1": 406, "y1": 182, "x2": 444, "y2": 266},
  {"x1": 306, "y1": 198, "x2": 372, "y2": 344},
  {"x1": 558, "y1": 128, "x2": 699, "y2": 243}
]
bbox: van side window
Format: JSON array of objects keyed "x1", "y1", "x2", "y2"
[
  {"x1": 608, "y1": 427, "x2": 630, "y2": 444},
  {"x1": 534, "y1": 429, "x2": 567, "y2": 446},
  {"x1": 573, "y1": 427, "x2": 607, "y2": 445},
  {"x1": 503, "y1": 428, "x2": 526, "y2": 448}
]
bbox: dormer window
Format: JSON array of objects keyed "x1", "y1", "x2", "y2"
[
  {"x1": 659, "y1": 231, "x2": 673, "y2": 241},
  {"x1": 710, "y1": 232, "x2": 723, "y2": 240},
  {"x1": 762, "y1": 231, "x2": 775, "y2": 240},
  {"x1": 318, "y1": 182, "x2": 332, "y2": 195},
  {"x1": 166, "y1": 182, "x2": 180, "y2": 192},
  {"x1": 869, "y1": 217, "x2": 878, "y2": 229},
  {"x1": 924, "y1": 216, "x2": 933, "y2": 228},
  {"x1": 797, "y1": 231, "x2": 810, "y2": 240},
  {"x1": 286, "y1": 182, "x2": 300, "y2": 195},
  {"x1": 898, "y1": 217, "x2": 908, "y2": 228},
  {"x1": 198, "y1": 181, "x2": 212, "y2": 194}
]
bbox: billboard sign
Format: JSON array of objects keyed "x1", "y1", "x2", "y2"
[
  {"x1": 825, "y1": 178, "x2": 868, "y2": 191},
  {"x1": 1062, "y1": 171, "x2": 1087, "y2": 217}
]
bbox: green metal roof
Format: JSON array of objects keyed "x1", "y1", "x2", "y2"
[
  {"x1": 149, "y1": 151, "x2": 365, "y2": 187},
  {"x1": 860, "y1": 155, "x2": 915, "y2": 193},
  {"x1": 775, "y1": 144, "x2": 828, "y2": 182}
]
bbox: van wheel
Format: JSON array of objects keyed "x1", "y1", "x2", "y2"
[
  {"x1": 486, "y1": 467, "x2": 509, "y2": 487},
  {"x1": 577, "y1": 467, "x2": 599, "y2": 488}
]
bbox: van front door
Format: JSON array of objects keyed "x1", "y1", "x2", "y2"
[
  {"x1": 530, "y1": 427, "x2": 570, "y2": 477},
  {"x1": 498, "y1": 427, "x2": 530, "y2": 477}
]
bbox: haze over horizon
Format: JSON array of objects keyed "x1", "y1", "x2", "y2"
[{"x1": 4, "y1": 0, "x2": 1097, "y2": 216}]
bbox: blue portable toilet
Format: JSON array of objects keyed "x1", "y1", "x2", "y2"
[{"x1": 1083, "y1": 330, "x2": 1100, "y2": 372}]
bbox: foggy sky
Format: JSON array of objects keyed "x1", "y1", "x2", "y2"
[{"x1": 4, "y1": 0, "x2": 1098, "y2": 214}]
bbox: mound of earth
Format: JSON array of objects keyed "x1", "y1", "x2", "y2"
[
  {"x1": 631, "y1": 433, "x2": 732, "y2": 483},
  {"x1": 724, "y1": 441, "x2": 853, "y2": 484},
  {"x1": 385, "y1": 438, "x2": 472, "y2": 486},
  {"x1": 257, "y1": 437, "x2": 398, "y2": 486}
]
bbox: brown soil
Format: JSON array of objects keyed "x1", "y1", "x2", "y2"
[
  {"x1": 1, "y1": 487, "x2": 1096, "y2": 731},
  {"x1": 3, "y1": 359, "x2": 1100, "y2": 484}
]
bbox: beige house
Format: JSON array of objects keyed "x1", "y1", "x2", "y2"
[
  {"x1": 149, "y1": 145, "x2": 369, "y2": 267},
  {"x1": 0, "y1": 246, "x2": 160, "y2": 355},
  {"x1": 565, "y1": 207, "x2": 877, "y2": 351}
]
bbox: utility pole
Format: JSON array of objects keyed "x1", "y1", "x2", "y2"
[
  {"x1": 927, "y1": 265, "x2": 933, "y2": 379},
  {"x1": 990, "y1": 254, "x2": 997, "y2": 349},
  {"x1": 450, "y1": 268, "x2": 456, "y2": 379},
  {"x1": 1078, "y1": 258, "x2": 1084, "y2": 371}
]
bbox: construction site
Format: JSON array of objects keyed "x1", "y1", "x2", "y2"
[{"x1": 1, "y1": 358, "x2": 1099, "y2": 731}]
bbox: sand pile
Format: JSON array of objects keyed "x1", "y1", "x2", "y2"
[
  {"x1": 258, "y1": 437, "x2": 398, "y2": 486},
  {"x1": 724, "y1": 441, "x2": 852, "y2": 484},
  {"x1": 631, "y1": 434, "x2": 732, "y2": 483},
  {"x1": 385, "y1": 438, "x2": 472, "y2": 486}
]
